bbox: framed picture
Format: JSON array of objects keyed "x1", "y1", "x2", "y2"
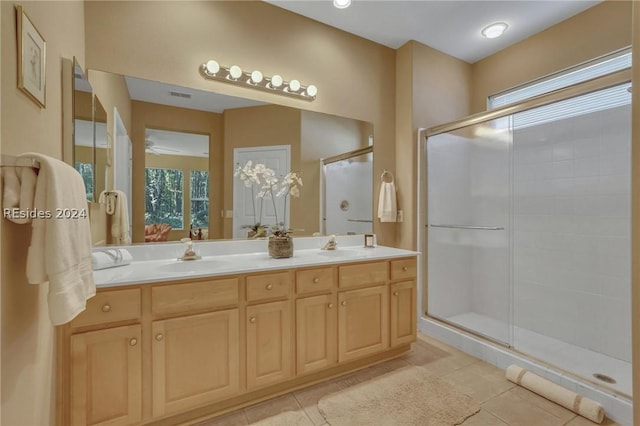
[{"x1": 17, "y1": 5, "x2": 46, "y2": 107}]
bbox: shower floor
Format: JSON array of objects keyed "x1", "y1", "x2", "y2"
[{"x1": 446, "y1": 312, "x2": 632, "y2": 396}]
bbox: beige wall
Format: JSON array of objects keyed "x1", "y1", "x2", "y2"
[
  {"x1": 395, "y1": 41, "x2": 473, "y2": 250},
  {"x1": 84, "y1": 0, "x2": 397, "y2": 246},
  {"x1": 223, "y1": 105, "x2": 300, "y2": 238},
  {"x1": 1, "y1": 2, "x2": 85, "y2": 425},
  {"x1": 131, "y1": 100, "x2": 223, "y2": 242},
  {"x1": 471, "y1": 1, "x2": 632, "y2": 113}
]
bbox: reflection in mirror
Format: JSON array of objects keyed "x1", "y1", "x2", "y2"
[
  {"x1": 88, "y1": 70, "x2": 373, "y2": 244},
  {"x1": 72, "y1": 59, "x2": 95, "y2": 201},
  {"x1": 322, "y1": 147, "x2": 373, "y2": 235},
  {"x1": 144, "y1": 128, "x2": 209, "y2": 242},
  {"x1": 93, "y1": 97, "x2": 108, "y2": 201}
]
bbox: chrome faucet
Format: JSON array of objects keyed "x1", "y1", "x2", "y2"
[
  {"x1": 321, "y1": 235, "x2": 338, "y2": 250},
  {"x1": 178, "y1": 238, "x2": 201, "y2": 261}
]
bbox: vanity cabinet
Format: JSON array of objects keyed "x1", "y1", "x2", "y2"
[
  {"x1": 296, "y1": 293, "x2": 338, "y2": 375},
  {"x1": 70, "y1": 324, "x2": 142, "y2": 426},
  {"x1": 66, "y1": 287, "x2": 142, "y2": 426},
  {"x1": 389, "y1": 259, "x2": 417, "y2": 347},
  {"x1": 246, "y1": 300, "x2": 293, "y2": 389},
  {"x1": 338, "y1": 285, "x2": 389, "y2": 362},
  {"x1": 151, "y1": 309, "x2": 240, "y2": 417},
  {"x1": 61, "y1": 256, "x2": 417, "y2": 425}
]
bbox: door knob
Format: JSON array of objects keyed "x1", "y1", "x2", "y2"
[
  {"x1": 313, "y1": 277, "x2": 320, "y2": 283},
  {"x1": 129, "y1": 338, "x2": 138, "y2": 346},
  {"x1": 249, "y1": 317, "x2": 257, "y2": 323},
  {"x1": 266, "y1": 283, "x2": 273, "y2": 290},
  {"x1": 101, "y1": 304, "x2": 111, "y2": 313},
  {"x1": 155, "y1": 333, "x2": 164, "y2": 341},
  {"x1": 341, "y1": 301, "x2": 347, "y2": 306}
]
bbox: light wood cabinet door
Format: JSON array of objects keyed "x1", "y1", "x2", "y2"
[
  {"x1": 70, "y1": 324, "x2": 142, "y2": 426},
  {"x1": 338, "y1": 285, "x2": 388, "y2": 362},
  {"x1": 246, "y1": 300, "x2": 292, "y2": 389},
  {"x1": 296, "y1": 294, "x2": 337, "y2": 375},
  {"x1": 151, "y1": 309, "x2": 240, "y2": 418},
  {"x1": 390, "y1": 280, "x2": 417, "y2": 347}
]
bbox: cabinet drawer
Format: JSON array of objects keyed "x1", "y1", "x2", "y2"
[
  {"x1": 338, "y1": 261, "x2": 387, "y2": 288},
  {"x1": 152, "y1": 278, "x2": 238, "y2": 316},
  {"x1": 390, "y1": 258, "x2": 417, "y2": 281},
  {"x1": 246, "y1": 272, "x2": 290, "y2": 303},
  {"x1": 71, "y1": 288, "x2": 141, "y2": 328},
  {"x1": 296, "y1": 267, "x2": 333, "y2": 295}
]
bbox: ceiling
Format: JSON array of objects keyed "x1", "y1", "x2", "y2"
[
  {"x1": 122, "y1": 0, "x2": 602, "y2": 155},
  {"x1": 266, "y1": 0, "x2": 601, "y2": 63}
]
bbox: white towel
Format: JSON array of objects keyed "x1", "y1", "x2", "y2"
[
  {"x1": 99, "y1": 189, "x2": 131, "y2": 245},
  {"x1": 1, "y1": 163, "x2": 37, "y2": 224},
  {"x1": 377, "y1": 182, "x2": 397, "y2": 222},
  {"x1": 20, "y1": 153, "x2": 96, "y2": 325},
  {"x1": 92, "y1": 248, "x2": 132, "y2": 270}
]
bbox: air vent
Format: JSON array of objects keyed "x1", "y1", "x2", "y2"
[{"x1": 169, "y1": 91, "x2": 191, "y2": 99}]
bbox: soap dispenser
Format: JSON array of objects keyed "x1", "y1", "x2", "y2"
[{"x1": 179, "y1": 238, "x2": 201, "y2": 261}]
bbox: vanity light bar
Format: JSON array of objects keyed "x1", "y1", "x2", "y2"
[{"x1": 199, "y1": 60, "x2": 317, "y2": 101}]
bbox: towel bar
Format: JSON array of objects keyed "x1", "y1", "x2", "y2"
[
  {"x1": 381, "y1": 169, "x2": 394, "y2": 183},
  {"x1": 0, "y1": 154, "x2": 40, "y2": 169}
]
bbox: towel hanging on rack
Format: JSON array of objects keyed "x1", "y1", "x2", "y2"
[
  {"x1": 378, "y1": 170, "x2": 397, "y2": 222},
  {"x1": 3, "y1": 152, "x2": 95, "y2": 325}
]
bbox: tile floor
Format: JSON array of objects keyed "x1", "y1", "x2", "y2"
[{"x1": 196, "y1": 333, "x2": 620, "y2": 426}]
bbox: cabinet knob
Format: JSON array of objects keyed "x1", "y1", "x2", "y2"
[
  {"x1": 249, "y1": 316, "x2": 257, "y2": 323},
  {"x1": 341, "y1": 301, "x2": 347, "y2": 307},
  {"x1": 101, "y1": 304, "x2": 111, "y2": 313},
  {"x1": 402, "y1": 266, "x2": 408, "y2": 272},
  {"x1": 313, "y1": 277, "x2": 320, "y2": 283},
  {"x1": 266, "y1": 283, "x2": 273, "y2": 290},
  {"x1": 328, "y1": 303, "x2": 334, "y2": 309},
  {"x1": 155, "y1": 333, "x2": 164, "y2": 341},
  {"x1": 393, "y1": 291, "x2": 399, "y2": 296},
  {"x1": 129, "y1": 338, "x2": 138, "y2": 346}
]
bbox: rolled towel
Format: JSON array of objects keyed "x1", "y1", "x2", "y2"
[
  {"x1": 506, "y1": 365, "x2": 604, "y2": 424},
  {"x1": 92, "y1": 249, "x2": 133, "y2": 271}
]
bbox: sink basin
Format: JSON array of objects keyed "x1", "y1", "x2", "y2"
[
  {"x1": 317, "y1": 249, "x2": 362, "y2": 258},
  {"x1": 157, "y1": 259, "x2": 227, "y2": 273}
]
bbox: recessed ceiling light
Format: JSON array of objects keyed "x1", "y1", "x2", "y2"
[
  {"x1": 481, "y1": 22, "x2": 508, "y2": 39},
  {"x1": 333, "y1": 0, "x2": 351, "y2": 9}
]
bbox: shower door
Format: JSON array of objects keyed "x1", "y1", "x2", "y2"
[{"x1": 427, "y1": 118, "x2": 512, "y2": 345}]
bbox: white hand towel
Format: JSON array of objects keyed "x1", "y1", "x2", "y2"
[
  {"x1": 1, "y1": 163, "x2": 37, "y2": 224},
  {"x1": 21, "y1": 153, "x2": 95, "y2": 325},
  {"x1": 99, "y1": 190, "x2": 131, "y2": 245},
  {"x1": 377, "y1": 182, "x2": 397, "y2": 222},
  {"x1": 92, "y1": 248, "x2": 132, "y2": 270}
]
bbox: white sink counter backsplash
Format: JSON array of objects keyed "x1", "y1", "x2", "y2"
[{"x1": 93, "y1": 235, "x2": 418, "y2": 288}]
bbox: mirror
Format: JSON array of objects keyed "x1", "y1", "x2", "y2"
[
  {"x1": 87, "y1": 70, "x2": 374, "y2": 244},
  {"x1": 71, "y1": 59, "x2": 96, "y2": 202}
]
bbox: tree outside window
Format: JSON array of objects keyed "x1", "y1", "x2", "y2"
[
  {"x1": 75, "y1": 162, "x2": 94, "y2": 202},
  {"x1": 190, "y1": 170, "x2": 209, "y2": 228},
  {"x1": 145, "y1": 167, "x2": 184, "y2": 229}
]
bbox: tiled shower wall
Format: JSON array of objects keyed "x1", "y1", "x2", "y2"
[{"x1": 512, "y1": 105, "x2": 631, "y2": 362}]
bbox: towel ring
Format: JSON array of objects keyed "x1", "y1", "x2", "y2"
[{"x1": 381, "y1": 169, "x2": 394, "y2": 183}]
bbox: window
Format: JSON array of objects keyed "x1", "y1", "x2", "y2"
[
  {"x1": 75, "y1": 162, "x2": 94, "y2": 202},
  {"x1": 145, "y1": 167, "x2": 184, "y2": 229},
  {"x1": 488, "y1": 48, "x2": 631, "y2": 109},
  {"x1": 190, "y1": 170, "x2": 209, "y2": 228}
]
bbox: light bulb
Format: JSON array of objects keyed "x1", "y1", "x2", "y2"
[
  {"x1": 205, "y1": 60, "x2": 220, "y2": 75},
  {"x1": 229, "y1": 65, "x2": 242, "y2": 79},
  {"x1": 481, "y1": 22, "x2": 508, "y2": 39},
  {"x1": 288, "y1": 79, "x2": 301, "y2": 92},
  {"x1": 306, "y1": 84, "x2": 318, "y2": 97},
  {"x1": 271, "y1": 74, "x2": 283, "y2": 88},
  {"x1": 333, "y1": 0, "x2": 351, "y2": 9},
  {"x1": 250, "y1": 70, "x2": 263, "y2": 84}
]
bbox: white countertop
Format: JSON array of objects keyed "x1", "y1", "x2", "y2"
[{"x1": 93, "y1": 236, "x2": 419, "y2": 288}]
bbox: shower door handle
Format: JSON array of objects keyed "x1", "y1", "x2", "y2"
[{"x1": 429, "y1": 224, "x2": 504, "y2": 231}]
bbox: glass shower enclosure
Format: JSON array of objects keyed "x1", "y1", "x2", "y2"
[{"x1": 425, "y1": 74, "x2": 632, "y2": 396}]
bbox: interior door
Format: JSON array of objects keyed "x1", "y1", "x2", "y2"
[{"x1": 233, "y1": 145, "x2": 290, "y2": 238}]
